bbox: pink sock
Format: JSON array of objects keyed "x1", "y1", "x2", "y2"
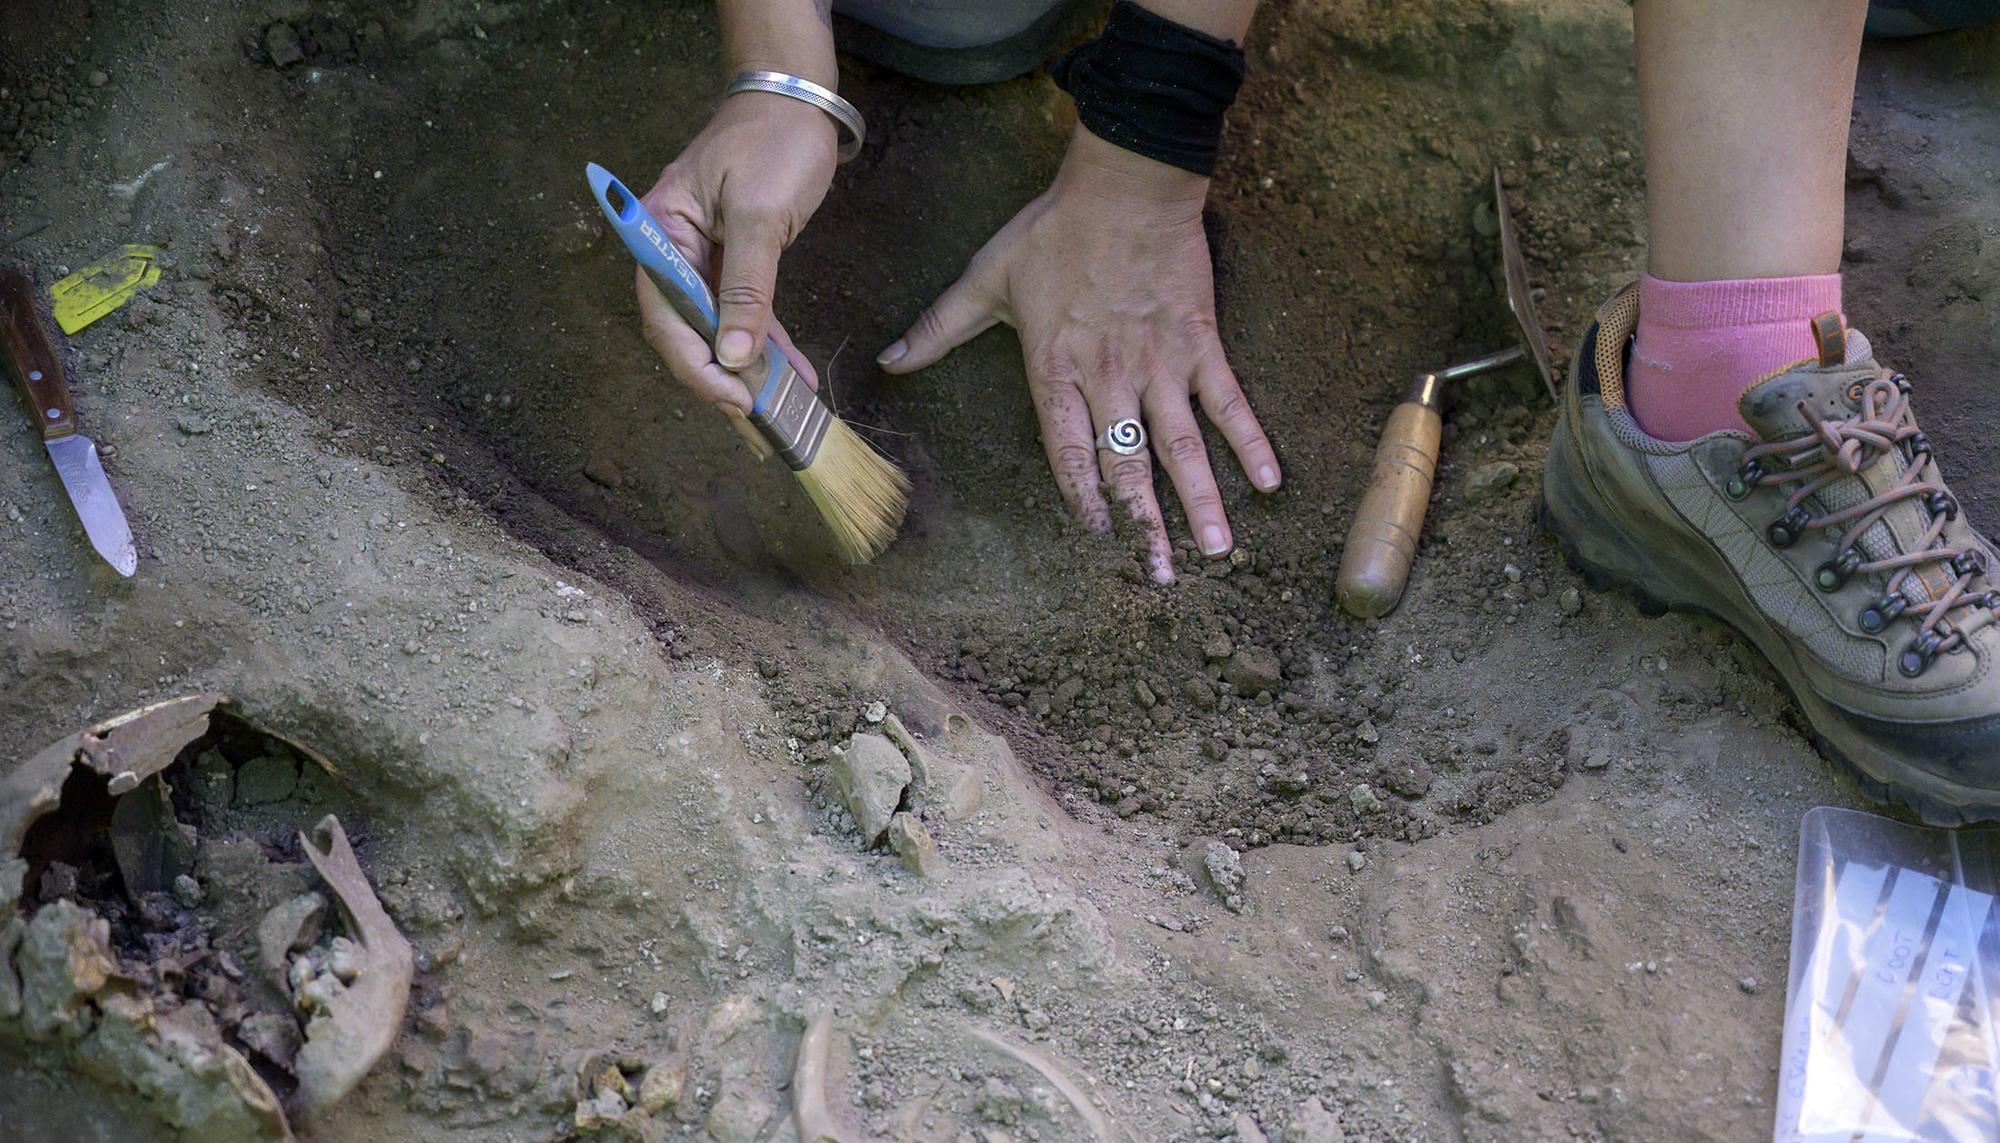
[{"x1": 1626, "y1": 272, "x2": 1844, "y2": 441}]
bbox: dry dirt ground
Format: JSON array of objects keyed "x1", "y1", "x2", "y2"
[{"x1": 2, "y1": 1, "x2": 1998, "y2": 1140}]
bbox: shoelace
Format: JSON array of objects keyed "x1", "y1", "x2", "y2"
[{"x1": 1738, "y1": 374, "x2": 1996, "y2": 667}]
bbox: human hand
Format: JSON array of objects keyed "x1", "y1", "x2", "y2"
[
  {"x1": 877, "y1": 128, "x2": 1280, "y2": 582},
  {"x1": 634, "y1": 91, "x2": 838, "y2": 410}
]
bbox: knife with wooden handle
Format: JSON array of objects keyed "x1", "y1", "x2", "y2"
[{"x1": 2, "y1": 267, "x2": 137, "y2": 576}]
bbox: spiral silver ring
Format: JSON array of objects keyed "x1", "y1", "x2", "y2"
[{"x1": 1095, "y1": 418, "x2": 1147, "y2": 456}]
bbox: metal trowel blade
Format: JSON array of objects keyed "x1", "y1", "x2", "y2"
[{"x1": 1494, "y1": 170, "x2": 1556, "y2": 403}]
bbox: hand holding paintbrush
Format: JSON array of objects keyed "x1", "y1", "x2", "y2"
[{"x1": 588, "y1": 161, "x2": 908, "y2": 564}]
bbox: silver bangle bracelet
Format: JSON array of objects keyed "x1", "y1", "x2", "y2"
[{"x1": 724, "y1": 70, "x2": 865, "y2": 164}]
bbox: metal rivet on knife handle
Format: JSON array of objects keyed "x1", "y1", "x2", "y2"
[{"x1": 2, "y1": 269, "x2": 78, "y2": 440}]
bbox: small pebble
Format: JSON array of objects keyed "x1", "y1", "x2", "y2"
[{"x1": 1465, "y1": 460, "x2": 1520, "y2": 502}]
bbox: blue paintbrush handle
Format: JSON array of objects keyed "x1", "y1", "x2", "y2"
[{"x1": 585, "y1": 162, "x2": 791, "y2": 412}]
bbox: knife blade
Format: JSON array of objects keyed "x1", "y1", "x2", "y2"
[{"x1": 1, "y1": 267, "x2": 138, "y2": 576}]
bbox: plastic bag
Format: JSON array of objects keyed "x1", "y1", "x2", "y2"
[{"x1": 1776, "y1": 806, "x2": 2000, "y2": 1141}]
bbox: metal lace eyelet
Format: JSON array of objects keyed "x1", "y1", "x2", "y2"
[
  {"x1": 1899, "y1": 630, "x2": 1946, "y2": 678},
  {"x1": 1859, "y1": 593, "x2": 1908, "y2": 634},
  {"x1": 1951, "y1": 550, "x2": 1989, "y2": 579},
  {"x1": 1924, "y1": 491, "x2": 1958, "y2": 522},
  {"x1": 1908, "y1": 431, "x2": 1931, "y2": 458},
  {"x1": 1892, "y1": 373, "x2": 1912, "y2": 395},
  {"x1": 1815, "y1": 549, "x2": 1862, "y2": 592},
  {"x1": 1845, "y1": 383, "x2": 1865, "y2": 403},
  {"x1": 1725, "y1": 459, "x2": 1763, "y2": 501},
  {"x1": 1767, "y1": 505, "x2": 1811, "y2": 548}
]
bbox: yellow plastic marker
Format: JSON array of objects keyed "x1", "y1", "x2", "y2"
[{"x1": 49, "y1": 244, "x2": 164, "y2": 334}]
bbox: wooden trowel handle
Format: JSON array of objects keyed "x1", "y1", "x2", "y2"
[{"x1": 1336, "y1": 386, "x2": 1443, "y2": 619}]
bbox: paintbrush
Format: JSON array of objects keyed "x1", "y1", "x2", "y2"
[{"x1": 586, "y1": 162, "x2": 908, "y2": 564}]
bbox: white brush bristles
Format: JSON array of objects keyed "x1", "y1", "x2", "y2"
[{"x1": 794, "y1": 417, "x2": 909, "y2": 564}]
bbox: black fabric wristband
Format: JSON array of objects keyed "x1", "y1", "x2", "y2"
[{"x1": 1049, "y1": 1, "x2": 1245, "y2": 177}]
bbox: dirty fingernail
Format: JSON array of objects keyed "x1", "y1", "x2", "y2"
[
  {"x1": 876, "y1": 340, "x2": 907, "y2": 367},
  {"x1": 718, "y1": 330, "x2": 754, "y2": 367},
  {"x1": 1256, "y1": 465, "x2": 1279, "y2": 491},
  {"x1": 1200, "y1": 525, "x2": 1229, "y2": 557},
  {"x1": 1151, "y1": 557, "x2": 1175, "y2": 585}
]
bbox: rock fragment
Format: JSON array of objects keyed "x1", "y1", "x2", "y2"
[
  {"x1": 593, "y1": 1063, "x2": 631, "y2": 1104},
  {"x1": 258, "y1": 892, "x2": 327, "y2": 990},
  {"x1": 639, "y1": 1058, "x2": 687, "y2": 1113},
  {"x1": 1285, "y1": 1095, "x2": 1346, "y2": 1142},
  {"x1": 1202, "y1": 841, "x2": 1246, "y2": 913},
  {"x1": 1222, "y1": 646, "x2": 1282, "y2": 696},
  {"x1": 886, "y1": 812, "x2": 942, "y2": 878},
  {"x1": 264, "y1": 23, "x2": 304, "y2": 67},
  {"x1": 1233, "y1": 1112, "x2": 1271, "y2": 1143},
  {"x1": 109, "y1": 776, "x2": 195, "y2": 898},
  {"x1": 828, "y1": 733, "x2": 910, "y2": 846},
  {"x1": 17, "y1": 900, "x2": 116, "y2": 1038},
  {"x1": 0, "y1": 918, "x2": 20, "y2": 1020},
  {"x1": 704, "y1": 1080, "x2": 774, "y2": 1142},
  {"x1": 882, "y1": 713, "x2": 982, "y2": 821},
  {"x1": 1567, "y1": 725, "x2": 1614, "y2": 771},
  {"x1": 189, "y1": 749, "x2": 234, "y2": 817},
  {"x1": 1381, "y1": 755, "x2": 1432, "y2": 798},
  {"x1": 36, "y1": 862, "x2": 78, "y2": 902},
  {"x1": 238, "y1": 1011, "x2": 303, "y2": 1069},
  {"x1": 583, "y1": 456, "x2": 624, "y2": 489},
  {"x1": 235, "y1": 754, "x2": 299, "y2": 805},
  {"x1": 1465, "y1": 460, "x2": 1520, "y2": 502}
]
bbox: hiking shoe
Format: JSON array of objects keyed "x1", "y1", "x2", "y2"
[{"x1": 1540, "y1": 283, "x2": 2000, "y2": 824}]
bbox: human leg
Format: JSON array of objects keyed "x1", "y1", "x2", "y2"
[
  {"x1": 1624, "y1": 0, "x2": 1866, "y2": 441},
  {"x1": 1538, "y1": 0, "x2": 2000, "y2": 823}
]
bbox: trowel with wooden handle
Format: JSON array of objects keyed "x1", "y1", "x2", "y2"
[
  {"x1": 1, "y1": 266, "x2": 137, "y2": 576},
  {"x1": 1335, "y1": 171, "x2": 1553, "y2": 618}
]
